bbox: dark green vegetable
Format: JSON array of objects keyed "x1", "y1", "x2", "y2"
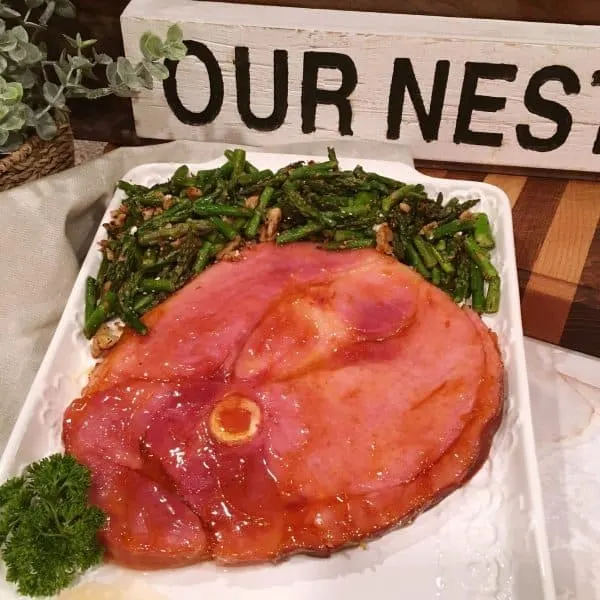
[
  {"x1": 84, "y1": 277, "x2": 97, "y2": 322},
  {"x1": 485, "y1": 276, "x2": 501, "y2": 313},
  {"x1": 245, "y1": 185, "x2": 274, "y2": 238},
  {"x1": 322, "y1": 238, "x2": 375, "y2": 250},
  {"x1": 194, "y1": 241, "x2": 214, "y2": 273},
  {"x1": 209, "y1": 216, "x2": 238, "y2": 241},
  {"x1": 140, "y1": 278, "x2": 175, "y2": 293},
  {"x1": 470, "y1": 262, "x2": 485, "y2": 313},
  {"x1": 463, "y1": 236, "x2": 499, "y2": 281},
  {"x1": 288, "y1": 160, "x2": 338, "y2": 180},
  {"x1": 429, "y1": 218, "x2": 475, "y2": 240},
  {"x1": 83, "y1": 291, "x2": 116, "y2": 339},
  {"x1": 277, "y1": 222, "x2": 323, "y2": 244},
  {"x1": 0, "y1": 454, "x2": 105, "y2": 597},
  {"x1": 193, "y1": 202, "x2": 253, "y2": 218},
  {"x1": 453, "y1": 252, "x2": 470, "y2": 303},
  {"x1": 473, "y1": 213, "x2": 496, "y2": 249},
  {"x1": 85, "y1": 147, "x2": 502, "y2": 337},
  {"x1": 412, "y1": 235, "x2": 437, "y2": 269},
  {"x1": 133, "y1": 294, "x2": 156, "y2": 314},
  {"x1": 119, "y1": 300, "x2": 148, "y2": 335},
  {"x1": 405, "y1": 241, "x2": 431, "y2": 279}
]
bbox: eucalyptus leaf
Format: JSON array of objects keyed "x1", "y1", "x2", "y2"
[
  {"x1": 55, "y1": 0, "x2": 76, "y2": 18},
  {"x1": 0, "y1": 56, "x2": 6, "y2": 74},
  {"x1": 0, "y1": 35, "x2": 17, "y2": 53},
  {"x1": 109, "y1": 83, "x2": 135, "y2": 98},
  {"x1": 42, "y1": 80, "x2": 61, "y2": 105},
  {"x1": 24, "y1": 43, "x2": 43, "y2": 65},
  {"x1": 70, "y1": 55, "x2": 91, "y2": 69},
  {"x1": 106, "y1": 61, "x2": 118, "y2": 85},
  {"x1": 0, "y1": 104, "x2": 8, "y2": 120},
  {"x1": 162, "y1": 40, "x2": 187, "y2": 61},
  {"x1": 116, "y1": 56, "x2": 136, "y2": 82},
  {"x1": 22, "y1": 104, "x2": 36, "y2": 125},
  {"x1": 58, "y1": 48, "x2": 69, "y2": 71},
  {"x1": 85, "y1": 87, "x2": 111, "y2": 99},
  {"x1": 166, "y1": 24, "x2": 183, "y2": 43},
  {"x1": 53, "y1": 63, "x2": 67, "y2": 85},
  {"x1": 0, "y1": 20, "x2": 4, "y2": 35},
  {"x1": 1, "y1": 110, "x2": 26, "y2": 131},
  {"x1": 12, "y1": 68, "x2": 37, "y2": 88},
  {"x1": 140, "y1": 32, "x2": 163, "y2": 60},
  {"x1": 11, "y1": 26, "x2": 28, "y2": 44},
  {"x1": 0, "y1": 6, "x2": 21, "y2": 19},
  {"x1": 8, "y1": 44, "x2": 27, "y2": 62},
  {"x1": 0, "y1": 128, "x2": 9, "y2": 146},
  {"x1": 34, "y1": 110, "x2": 57, "y2": 139},
  {"x1": 1, "y1": 82, "x2": 23, "y2": 103},
  {"x1": 92, "y1": 49, "x2": 112, "y2": 65},
  {"x1": 79, "y1": 38, "x2": 97, "y2": 49},
  {"x1": 63, "y1": 34, "x2": 78, "y2": 49},
  {"x1": 136, "y1": 63, "x2": 153, "y2": 89},
  {"x1": 142, "y1": 60, "x2": 169, "y2": 80}
]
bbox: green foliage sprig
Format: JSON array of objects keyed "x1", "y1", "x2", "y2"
[{"x1": 0, "y1": 0, "x2": 187, "y2": 153}]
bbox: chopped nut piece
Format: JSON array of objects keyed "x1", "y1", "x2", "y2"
[
  {"x1": 90, "y1": 323, "x2": 123, "y2": 358},
  {"x1": 216, "y1": 237, "x2": 243, "y2": 261},
  {"x1": 142, "y1": 208, "x2": 155, "y2": 221},
  {"x1": 375, "y1": 223, "x2": 394, "y2": 255},
  {"x1": 186, "y1": 187, "x2": 202, "y2": 200},
  {"x1": 398, "y1": 202, "x2": 411, "y2": 213},
  {"x1": 105, "y1": 248, "x2": 115, "y2": 261},
  {"x1": 245, "y1": 194, "x2": 259, "y2": 209},
  {"x1": 420, "y1": 221, "x2": 438, "y2": 235},
  {"x1": 259, "y1": 207, "x2": 282, "y2": 242},
  {"x1": 162, "y1": 194, "x2": 174, "y2": 210},
  {"x1": 459, "y1": 210, "x2": 474, "y2": 221}
]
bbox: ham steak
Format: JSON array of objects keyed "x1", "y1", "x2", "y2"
[{"x1": 63, "y1": 242, "x2": 504, "y2": 569}]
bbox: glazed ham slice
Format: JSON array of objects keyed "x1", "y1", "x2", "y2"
[{"x1": 63, "y1": 243, "x2": 503, "y2": 569}]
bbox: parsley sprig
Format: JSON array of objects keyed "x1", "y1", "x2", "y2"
[{"x1": 0, "y1": 453, "x2": 105, "y2": 597}]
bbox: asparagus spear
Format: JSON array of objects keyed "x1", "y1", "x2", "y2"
[
  {"x1": 470, "y1": 262, "x2": 485, "y2": 313},
  {"x1": 463, "y1": 236, "x2": 499, "y2": 281}
]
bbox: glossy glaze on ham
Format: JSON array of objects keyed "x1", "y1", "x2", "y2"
[{"x1": 63, "y1": 243, "x2": 504, "y2": 569}]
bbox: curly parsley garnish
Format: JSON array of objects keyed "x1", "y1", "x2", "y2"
[{"x1": 0, "y1": 453, "x2": 105, "y2": 597}]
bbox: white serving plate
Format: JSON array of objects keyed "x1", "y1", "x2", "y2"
[{"x1": 0, "y1": 152, "x2": 555, "y2": 600}]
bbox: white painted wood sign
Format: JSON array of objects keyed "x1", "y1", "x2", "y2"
[{"x1": 121, "y1": 0, "x2": 600, "y2": 173}]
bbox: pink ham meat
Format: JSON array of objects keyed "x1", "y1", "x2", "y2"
[{"x1": 63, "y1": 242, "x2": 504, "y2": 569}]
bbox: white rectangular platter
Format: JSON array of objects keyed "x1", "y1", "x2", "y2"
[{"x1": 0, "y1": 152, "x2": 555, "y2": 600}]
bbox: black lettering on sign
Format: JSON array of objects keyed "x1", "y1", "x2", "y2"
[
  {"x1": 387, "y1": 59, "x2": 450, "y2": 142},
  {"x1": 454, "y1": 62, "x2": 518, "y2": 147},
  {"x1": 163, "y1": 40, "x2": 224, "y2": 125},
  {"x1": 301, "y1": 52, "x2": 358, "y2": 136},
  {"x1": 516, "y1": 66, "x2": 581, "y2": 152},
  {"x1": 591, "y1": 70, "x2": 600, "y2": 154},
  {"x1": 234, "y1": 47, "x2": 288, "y2": 131}
]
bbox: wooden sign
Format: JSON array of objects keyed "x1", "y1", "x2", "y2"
[{"x1": 121, "y1": 0, "x2": 600, "y2": 173}]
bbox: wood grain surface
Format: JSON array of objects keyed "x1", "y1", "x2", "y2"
[{"x1": 417, "y1": 165, "x2": 600, "y2": 358}]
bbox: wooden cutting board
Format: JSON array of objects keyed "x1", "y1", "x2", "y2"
[{"x1": 418, "y1": 165, "x2": 600, "y2": 358}]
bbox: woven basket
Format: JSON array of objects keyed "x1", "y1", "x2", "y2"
[{"x1": 0, "y1": 123, "x2": 75, "y2": 192}]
